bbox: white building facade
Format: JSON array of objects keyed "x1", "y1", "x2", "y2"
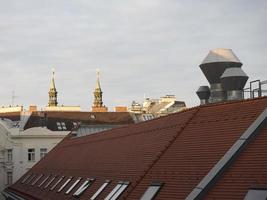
[{"x1": 0, "y1": 118, "x2": 68, "y2": 200}]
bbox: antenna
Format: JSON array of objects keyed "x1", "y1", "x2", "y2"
[
  {"x1": 96, "y1": 68, "x2": 100, "y2": 78},
  {"x1": 11, "y1": 90, "x2": 18, "y2": 106},
  {"x1": 52, "y1": 67, "x2": 55, "y2": 77}
]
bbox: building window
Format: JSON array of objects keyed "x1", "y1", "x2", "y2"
[
  {"x1": 140, "y1": 182, "x2": 164, "y2": 200},
  {"x1": 7, "y1": 149, "x2": 12, "y2": 162},
  {"x1": 28, "y1": 148, "x2": 35, "y2": 161},
  {"x1": 7, "y1": 172, "x2": 13, "y2": 185},
  {"x1": 57, "y1": 122, "x2": 67, "y2": 131},
  {"x1": 40, "y1": 148, "x2": 47, "y2": 159},
  {"x1": 104, "y1": 181, "x2": 130, "y2": 200}
]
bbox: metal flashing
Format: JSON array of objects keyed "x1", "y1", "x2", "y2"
[{"x1": 185, "y1": 108, "x2": 267, "y2": 200}]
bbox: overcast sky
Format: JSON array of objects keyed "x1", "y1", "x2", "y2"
[{"x1": 0, "y1": 0, "x2": 266, "y2": 110}]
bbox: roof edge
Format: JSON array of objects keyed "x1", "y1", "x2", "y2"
[{"x1": 185, "y1": 108, "x2": 267, "y2": 200}]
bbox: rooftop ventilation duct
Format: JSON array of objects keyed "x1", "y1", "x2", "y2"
[
  {"x1": 221, "y1": 67, "x2": 248, "y2": 100},
  {"x1": 196, "y1": 86, "x2": 210, "y2": 105},
  {"x1": 199, "y1": 48, "x2": 242, "y2": 103}
]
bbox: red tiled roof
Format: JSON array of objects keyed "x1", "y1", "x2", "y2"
[{"x1": 6, "y1": 97, "x2": 267, "y2": 200}]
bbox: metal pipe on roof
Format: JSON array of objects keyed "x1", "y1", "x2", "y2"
[
  {"x1": 220, "y1": 67, "x2": 248, "y2": 101},
  {"x1": 199, "y1": 48, "x2": 243, "y2": 103}
]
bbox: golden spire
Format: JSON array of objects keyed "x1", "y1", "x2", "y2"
[
  {"x1": 48, "y1": 68, "x2": 58, "y2": 106},
  {"x1": 93, "y1": 69, "x2": 103, "y2": 107}
]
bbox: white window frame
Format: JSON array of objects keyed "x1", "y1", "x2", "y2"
[
  {"x1": 40, "y1": 148, "x2": 47, "y2": 159},
  {"x1": 57, "y1": 122, "x2": 67, "y2": 131},
  {"x1": 56, "y1": 122, "x2": 63, "y2": 130},
  {"x1": 28, "y1": 148, "x2": 35, "y2": 162},
  {"x1": 7, "y1": 149, "x2": 12, "y2": 162}
]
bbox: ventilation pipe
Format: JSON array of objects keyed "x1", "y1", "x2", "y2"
[
  {"x1": 196, "y1": 86, "x2": 210, "y2": 105},
  {"x1": 221, "y1": 67, "x2": 248, "y2": 100},
  {"x1": 199, "y1": 48, "x2": 242, "y2": 103}
]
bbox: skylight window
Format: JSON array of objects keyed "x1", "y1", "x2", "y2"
[
  {"x1": 104, "y1": 181, "x2": 130, "y2": 200},
  {"x1": 140, "y1": 182, "x2": 164, "y2": 200},
  {"x1": 56, "y1": 122, "x2": 67, "y2": 131},
  {"x1": 90, "y1": 180, "x2": 110, "y2": 200},
  {"x1": 57, "y1": 177, "x2": 72, "y2": 193},
  {"x1": 26, "y1": 174, "x2": 36, "y2": 184},
  {"x1": 65, "y1": 177, "x2": 82, "y2": 194},
  {"x1": 21, "y1": 174, "x2": 32, "y2": 184},
  {"x1": 38, "y1": 175, "x2": 50, "y2": 187},
  {"x1": 73, "y1": 122, "x2": 78, "y2": 128},
  {"x1": 50, "y1": 176, "x2": 65, "y2": 191},
  {"x1": 44, "y1": 176, "x2": 57, "y2": 189},
  {"x1": 56, "y1": 122, "x2": 62, "y2": 130},
  {"x1": 31, "y1": 174, "x2": 43, "y2": 186},
  {"x1": 73, "y1": 178, "x2": 95, "y2": 197},
  {"x1": 61, "y1": 122, "x2": 67, "y2": 130}
]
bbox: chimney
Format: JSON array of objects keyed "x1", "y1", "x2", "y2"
[
  {"x1": 220, "y1": 67, "x2": 248, "y2": 100},
  {"x1": 29, "y1": 105, "x2": 37, "y2": 112},
  {"x1": 196, "y1": 86, "x2": 210, "y2": 105},
  {"x1": 199, "y1": 48, "x2": 242, "y2": 103}
]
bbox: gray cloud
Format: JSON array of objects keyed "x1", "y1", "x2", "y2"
[{"x1": 0, "y1": 0, "x2": 266, "y2": 109}]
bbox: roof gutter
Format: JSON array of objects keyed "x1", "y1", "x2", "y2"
[
  {"x1": 2, "y1": 190, "x2": 26, "y2": 200},
  {"x1": 185, "y1": 108, "x2": 267, "y2": 200}
]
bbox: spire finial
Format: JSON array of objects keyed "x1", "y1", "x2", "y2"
[
  {"x1": 95, "y1": 68, "x2": 101, "y2": 90},
  {"x1": 52, "y1": 67, "x2": 55, "y2": 77},
  {"x1": 96, "y1": 68, "x2": 100, "y2": 79}
]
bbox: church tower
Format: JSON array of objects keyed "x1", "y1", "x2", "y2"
[
  {"x1": 48, "y1": 69, "x2": 58, "y2": 107},
  {"x1": 92, "y1": 70, "x2": 108, "y2": 112}
]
